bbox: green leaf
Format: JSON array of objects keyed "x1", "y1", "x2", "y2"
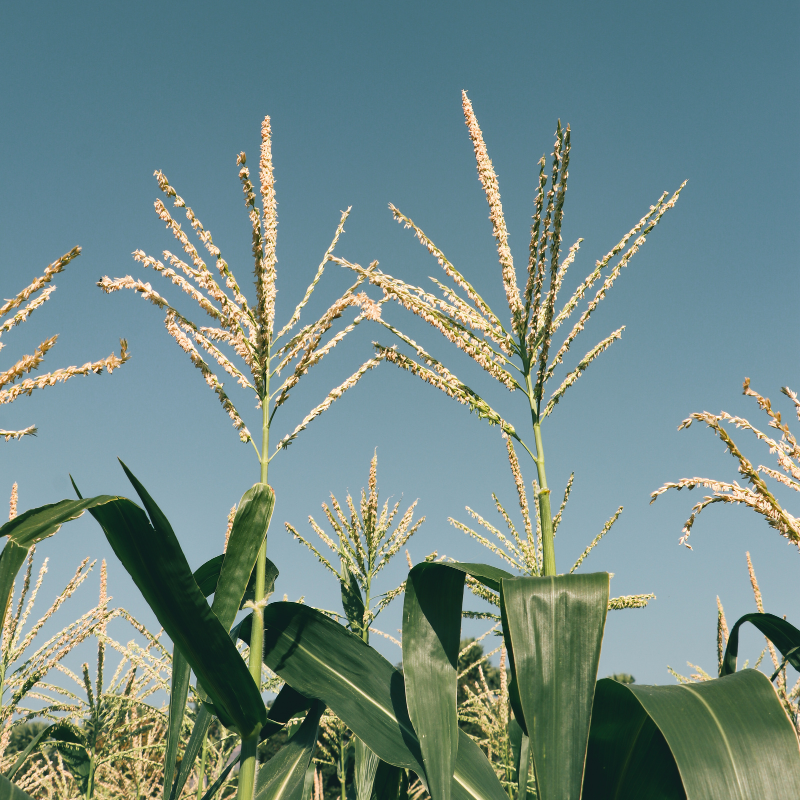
[
  {"x1": 0, "y1": 775, "x2": 36, "y2": 800},
  {"x1": 372, "y1": 760, "x2": 404, "y2": 800},
  {"x1": 83, "y1": 464, "x2": 266, "y2": 738},
  {"x1": 255, "y1": 701, "x2": 325, "y2": 800},
  {"x1": 402, "y1": 562, "x2": 465, "y2": 800},
  {"x1": 0, "y1": 496, "x2": 115, "y2": 632},
  {"x1": 296, "y1": 763, "x2": 315, "y2": 800},
  {"x1": 501, "y1": 573, "x2": 609, "y2": 800},
  {"x1": 355, "y1": 737, "x2": 380, "y2": 800},
  {"x1": 508, "y1": 717, "x2": 530, "y2": 800},
  {"x1": 0, "y1": 496, "x2": 117, "y2": 547},
  {"x1": 341, "y1": 561, "x2": 366, "y2": 637},
  {"x1": 211, "y1": 482, "x2": 275, "y2": 631},
  {"x1": 162, "y1": 648, "x2": 190, "y2": 800},
  {"x1": 48, "y1": 725, "x2": 90, "y2": 793},
  {"x1": 4, "y1": 722, "x2": 70, "y2": 780},
  {"x1": 169, "y1": 706, "x2": 212, "y2": 800},
  {"x1": 192, "y1": 553, "x2": 279, "y2": 610},
  {"x1": 584, "y1": 678, "x2": 685, "y2": 799},
  {"x1": 257, "y1": 602, "x2": 508, "y2": 800},
  {"x1": 588, "y1": 670, "x2": 800, "y2": 799},
  {"x1": 721, "y1": 612, "x2": 800, "y2": 676}
]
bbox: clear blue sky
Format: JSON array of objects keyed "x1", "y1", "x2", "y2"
[{"x1": 1, "y1": 0, "x2": 797, "y2": 684}]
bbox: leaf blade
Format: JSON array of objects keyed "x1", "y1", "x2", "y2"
[{"x1": 501, "y1": 572, "x2": 609, "y2": 800}]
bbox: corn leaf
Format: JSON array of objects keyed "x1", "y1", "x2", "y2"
[
  {"x1": 587, "y1": 670, "x2": 800, "y2": 799},
  {"x1": 501, "y1": 573, "x2": 609, "y2": 800},
  {"x1": 721, "y1": 613, "x2": 800, "y2": 676},
  {"x1": 402, "y1": 563, "x2": 465, "y2": 800},
  {"x1": 255, "y1": 602, "x2": 508, "y2": 800},
  {"x1": 163, "y1": 649, "x2": 190, "y2": 800},
  {"x1": 584, "y1": 678, "x2": 684, "y2": 799},
  {"x1": 81, "y1": 465, "x2": 266, "y2": 738},
  {"x1": 255, "y1": 701, "x2": 325, "y2": 800},
  {"x1": 0, "y1": 495, "x2": 116, "y2": 630},
  {"x1": 210, "y1": 481, "x2": 275, "y2": 630},
  {"x1": 0, "y1": 775, "x2": 35, "y2": 800}
]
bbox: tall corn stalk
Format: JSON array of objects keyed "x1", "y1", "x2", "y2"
[
  {"x1": 101, "y1": 115, "x2": 384, "y2": 799},
  {"x1": 335, "y1": 91, "x2": 685, "y2": 580}
]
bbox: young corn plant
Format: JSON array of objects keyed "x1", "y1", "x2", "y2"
[
  {"x1": 652, "y1": 378, "x2": 800, "y2": 549},
  {"x1": 286, "y1": 450, "x2": 424, "y2": 645},
  {"x1": 94, "y1": 114, "x2": 386, "y2": 799},
  {"x1": 1, "y1": 245, "x2": 128, "y2": 443},
  {"x1": 335, "y1": 91, "x2": 685, "y2": 584},
  {"x1": 4, "y1": 556, "x2": 173, "y2": 800},
  {"x1": 287, "y1": 451, "x2": 424, "y2": 800}
]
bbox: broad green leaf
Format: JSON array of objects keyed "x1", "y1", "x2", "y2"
[
  {"x1": 82, "y1": 465, "x2": 266, "y2": 738},
  {"x1": 192, "y1": 553, "x2": 279, "y2": 610},
  {"x1": 721, "y1": 612, "x2": 800, "y2": 676},
  {"x1": 355, "y1": 737, "x2": 380, "y2": 800},
  {"x1": 501, "y1": 573, "x2": 609, "y2": 800},
  {"x1": 0, "y1": 496, "x2": 115, "y2": 630},
  {"x1": 257, "y1": 602, "x2": 508, "y2": 800},
  {"x1": 402, "y1": 562, "x2": 465, "y2": 800},
  {"x1": 296, "y1": 763, "x2": 315, "y2": 800},
  {"x1": 165, "y1": 540, "x2": 279, "y2": 798},
  {"x1": 0, "y1": 775, "x2": 35, "y2": 800},
  {"x1": 255, "y1": 701, "x2": 325, "y2": 800},
  {"x1": 211, "y1": 482, "x2": 275, "y2": 631},
  {"x1": 584, "y1": 678, "x2": 685, "y2": 800},
  {"x1": 0, "y1": 496, "x2": 116, "y2": 547},
  {"x1": 591, "y1": 670, "x2": 800, "y2": 799}
]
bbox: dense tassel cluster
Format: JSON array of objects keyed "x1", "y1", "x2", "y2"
[
  {"x1": 100, "y1": 117, "x2": 382, "y2": 463},
  {"x1": 336, "y1": 92, "x2": 683, "y2": 587}
]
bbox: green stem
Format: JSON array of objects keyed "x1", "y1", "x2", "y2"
[
  {"x1": 196, "y1": 731, "x2": 209, "y2": 800},
  {"x1": 86, "y1": 755, "x2": 95, "y2": 800},
  {"x1": 363, "y1": 576, "x2": 371, "y2": 645},
  {"x1": 524, "y1": 371, "x2": 556, "y2": 577},
  {"x1": 238, "y1": 379, "x2": 271, "y2": 799},
  {"x1": 238, "y1": 736, "x2": 259, "y2": 799},
  {"x1": 533, "y1": 423, "x2": 556, "y2": 577}
]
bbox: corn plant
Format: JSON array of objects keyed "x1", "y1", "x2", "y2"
[
  {"x1": 334, "y1": 91, "x2": 685, "y2": 584},
  {"x1": 52, "y1": 104, "x2": 800, "y2": 800},
  {"x1": 652, "y1": 378, "x2": 800, "y2": 549},
  {"x1": 0, "y1": 524, "x2": 106, "y2": 774},
  {"x1": 286, "y1": 450, "x2": 423, "y2": 645},
  {"x1": 1, "y1": 246, "x2": 129, "y2": 670},
  {"x1": 286, "y1": 451, "x2": 425, "y2": 799},
  {"x1": 88, "y1": 113, "x2": 390, "y2": 800}
]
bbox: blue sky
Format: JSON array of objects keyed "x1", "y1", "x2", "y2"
[{"x1": 1, "y1": 0, "x2": 798, "y2": 684}]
